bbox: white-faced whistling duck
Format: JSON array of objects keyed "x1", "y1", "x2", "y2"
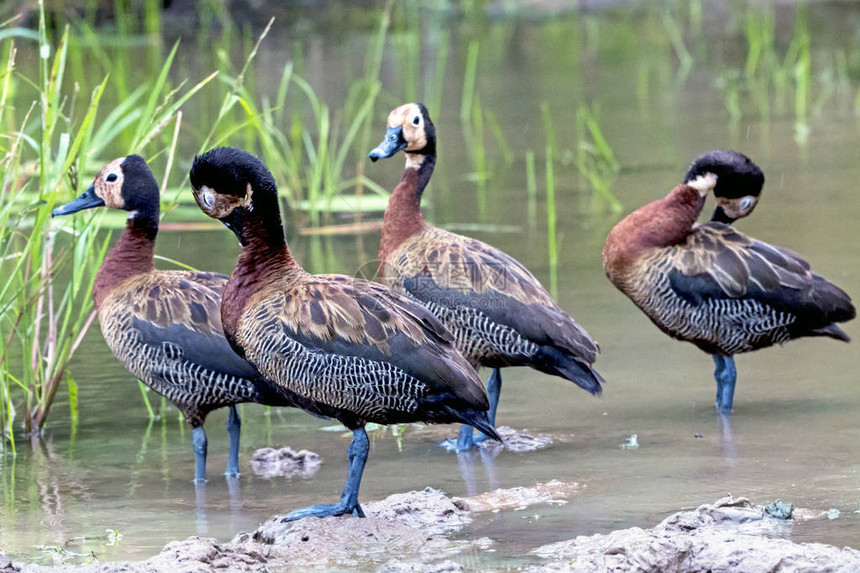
[
  {"x1": 368, "y1": 103, "x2": 602, "y2": 451},
  {"x1": 52, "y1": 156, "x2": 298, "y2": 483},
  {"x1": 189, "y1": 146, "x2": 499, "y2": 521},
  {"x1": 603, "y1": 150, "x2": 855, "y2": 415}
]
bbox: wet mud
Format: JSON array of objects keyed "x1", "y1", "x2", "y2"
[
  {"x1": 529, "y1": 496, "x2": 860, "y2": 573},
  {"x1": 5, "y1": 492, "x2": 859, "y2": 572}
]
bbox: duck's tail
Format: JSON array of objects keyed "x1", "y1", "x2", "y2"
[{"x1": 533, "y1": 345, "x2": 604, "y2": 396}]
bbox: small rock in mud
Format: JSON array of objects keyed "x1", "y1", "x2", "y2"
[
  {"x1": 477, "y1": 425, "x2": 553, "y2": 453},
  {"x1": 529, "y1": 495, "x2": 860, "y2": 573},
  {"x1": 250, "y1": 446, "x2": 321, "y2": 479},
  {"x1": 466, "y1": 480, "x2": 578, "y2": 512},
  {"x1": 764, "y1": 499, "x2": 793, "y2": 520}
]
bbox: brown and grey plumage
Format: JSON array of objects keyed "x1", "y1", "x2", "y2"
[
  {"x1": 368, "y1": 103, "x2": 601, "y2": 450},
  {"x1": 603, "y1": 150, "x2": 855, "y2": 414},
  {"x1": 51, "y1": 155, "x2": 298, "y2": 483},
  {"x1": 189, "y1": 146, "x2": 498, "y2": 521}
]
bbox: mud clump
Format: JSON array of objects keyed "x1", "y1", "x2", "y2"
[
  {"x1": 529, "y1": 496, "x2": 860, "y2": 573},
  {"x1": 466, "y1": 480, "x2": 578, "y2": 512},
  {"x1": 416, "y1": 424, "x2": 554, "y2": 452},
  {"x1": 240, "y1": 488, "x2": 471, "y2": 568},
  {"x1": 250, "y1": 446, "x2": 321, "y2": 479},
  {"x1": 477, "y1": 426, "x2": 553, "y2": 453}
]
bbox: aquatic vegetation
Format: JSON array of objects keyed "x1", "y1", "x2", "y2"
[{"x1": 0, "y1": 3, "x2": 214, "y2": 447}]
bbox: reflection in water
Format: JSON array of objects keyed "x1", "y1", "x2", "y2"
[
  {"x1": 717, "y1": 414, "x2": 736, "y2": 465},
  {"x1": 195, "y1": 482, "x2": 208, "y2": 537},
  {"x1": 456, "y1": 446, "x2": 502, "y2": 497}
]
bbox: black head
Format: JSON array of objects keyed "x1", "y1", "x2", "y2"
[
  {"x1": 368, "y1": 102, "x2": 436, "y2": 162},
  {"x1": 52, "y1": 154, "x2": 159, "y2": 218},
  {"x1": 190, "y1": 147, "x2": 281, "y2": 239},
  {"x1": 683, "y1": 150, "x2": 765, "y2": 224}
]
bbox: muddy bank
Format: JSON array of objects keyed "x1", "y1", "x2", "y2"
[
  {"x1": 7, "y1": 482, "x2": 574, "y2": 572},
  {"x1": 6, "y1": 492, "x2": 860, "y2": 572},
  {"x1": 529, "y1": 496, "x2": 860, "y2": 573}
]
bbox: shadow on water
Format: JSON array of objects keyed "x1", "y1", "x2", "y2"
[{"x1": 2, "y1": 0, "x2": 860, "y2": 567}]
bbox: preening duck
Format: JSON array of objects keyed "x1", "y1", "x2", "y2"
[
  {"x1": 603, "y1": 150, "x2": 855, "y2": 414},
  {"x1": 369, "y1": 103, "x2": 602, "y2": 451},
  {"x1": 52, "y1": 156, "x2": 297, "y2": 483},
  {"x1": 189, "y1": 146, "x2": 499, "y2": 521}
]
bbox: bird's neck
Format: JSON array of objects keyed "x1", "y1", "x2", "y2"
[
  {"x1": 222, "y1": 207, "x2": 300, "y2": 346},
  {"x1": 603, "y1": 183, "x2": 705, "y2": 282},
  {"x1": 93, "y1": 211, "x2": 158, "y2": 309},
  {"x1": 379, "y1": 153, "x2": 434, "y2": 265}
]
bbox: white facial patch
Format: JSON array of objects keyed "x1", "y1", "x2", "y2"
[
  {"x1": 687, "y1": 172, "x2": 718, "y2": 196},
  {"x1": 405, "y1": 153, "x2": 424, "y2": 170}
]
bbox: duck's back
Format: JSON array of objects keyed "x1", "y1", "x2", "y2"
[
  {"x1": 97, "y1": 270, "x2": 289, "y2": 425},
  {"x1": 380, "y1": 225, "x2": 599, "y2": 369}
]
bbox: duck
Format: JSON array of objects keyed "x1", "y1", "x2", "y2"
[
  {"x1": 51, "y1": 155, "x2": 299, "y2": 483},
  {"x1": 188, "y1": 146, "x2": 499, "y2": 521},
  {"x1": 368, "y1": 103, "x2": 602, "y2": 451},
  {"x1": 603, "y1": 150, "x2": 855, "y2": 414}
]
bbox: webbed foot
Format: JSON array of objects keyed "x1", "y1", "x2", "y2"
[{"x1": 280, "y1": 502, "x2": 365, "y2": 522}]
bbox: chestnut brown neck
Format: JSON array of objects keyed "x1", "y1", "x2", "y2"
[
  {"x1": 221, "y1": 207, "x2": 300, "y2": 347},
  {"x1": 603, "y1": 183, "x2": 705, "y2": 283},
  {"x1": 93, "y1": 216, "x2": 157, "y2": 309},
  {"x1": 379, "y1": 154, "x2": 435, "y2": 265}
]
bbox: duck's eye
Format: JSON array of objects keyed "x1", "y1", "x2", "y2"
[
  {"x1": 740, "y1": 196, "x2": 754, "y2": 211},
  {"x1": 412, "y1": 115, "x2": 420, "y2": 125},
  {"x1": 199, "y1": 188, "x2": 215, "y2": 209},
  {"x1": 106, "y1": 173, "x2": 118, "y2": 183}
]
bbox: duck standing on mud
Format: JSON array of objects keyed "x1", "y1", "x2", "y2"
[
  {"x1": 368, "y1": 103, "x2": 603, "y2": 451},
  {"x1": 603, "y1": 150, "x2": 855, "y2": 414},
  {"x1": 189, "y1": 146, "x2": 500, "y2": 521},
  {"x1": 52, "y1": 155, "x2": 298, "y2": 483}
]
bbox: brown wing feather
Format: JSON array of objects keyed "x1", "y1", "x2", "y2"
[
  {"x1": 385, "y1": 227, "x2": 555, "y2": 306},
  {"x1": 675, "y1": 224, "x2": 811, "y2": 296},
  {"x1": 103, "y1": 271, "x2": 225, "y2": 337},
  {"x1": 235, "y1": 272, "x2": 488, "y2": 421},
  {"x1": 383, "y1": 226, "x2": 599, "y2": 364}
]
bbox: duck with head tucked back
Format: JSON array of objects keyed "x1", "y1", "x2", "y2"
[
  {"x1": 368, "y1": 103, "x2": 603, "y2": 451},
  {"x1": 603, "y1": 150, "x2": 855, "y2": 415},
  {"x1": 189, "y1": 146, "x2": 499, "y2": 522},
  {"x1": 51, "y1": 155, "x2": 301, "y2": 483}
]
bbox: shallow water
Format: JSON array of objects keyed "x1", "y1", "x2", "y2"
[{"x1": 3, "y1": 0, "x2": 860, "y2": 568}]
